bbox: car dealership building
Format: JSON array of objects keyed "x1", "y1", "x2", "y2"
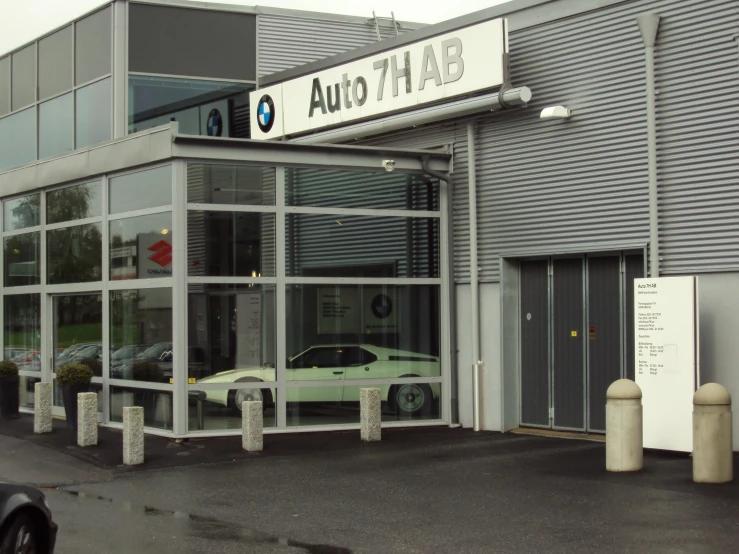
[{"x1": 1, "y1": 0, "x2": 738, "y2": 445}]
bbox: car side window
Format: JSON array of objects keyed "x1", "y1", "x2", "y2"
[
  {"x1": 343, "y1": 347, "x2": 377, "y2": 367},
  {"x1": 299, "y1": 347, "x2": 343, "y2": 368}
]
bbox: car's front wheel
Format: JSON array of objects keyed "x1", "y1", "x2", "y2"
[
  {"x1": 390, "y1": 382, "x2": 432, "y2": 418},
  {"x1": 1, "y1": 512, "x2": 39, "y2": 554},
  {"x1": 228, "y1": 381, "x2": 274, "y2": 417}
]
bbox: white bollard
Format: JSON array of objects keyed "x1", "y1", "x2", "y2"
[
  {"x1": 360, "y1": 388, "x2": 381, "y2": 442},
  {"x1": 693, "y1": 383, "x2": 733, "y2": 483},
  {"x1": 242, "y1": 401, "x2": 263, "y2": 452},
  {"x1": 606, "y1": 379, "x2": 643, "y2": 472},
  {"x1": 77, "y1": 392, "x2": 98, "y2": 447},
  {"x1": 123, "y1": 406, "x2": 144, "y2": 466},
  {"x1": 34, "y1": 382, "x2": 52, "y2": 434}
]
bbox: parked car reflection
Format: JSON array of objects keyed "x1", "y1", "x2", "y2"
[{"x1": 197, "y1": 345, "x2": 439, "y2": 417}]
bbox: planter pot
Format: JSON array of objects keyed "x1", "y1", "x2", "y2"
[
  {"x1": 60, "y1": 383, "x2": 91, "y2": 431},
  {"x1": 0, "y1": 375, "x2": 20, "y2": 419}
]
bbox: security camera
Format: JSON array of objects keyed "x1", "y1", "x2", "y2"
[{"x1": 382, "y1": 160, "x2": 396, "y2": 172}]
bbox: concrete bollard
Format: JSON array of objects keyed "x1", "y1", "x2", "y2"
[
  {"x1": 360, "y1": 388, "x2": 381, "y2": 442},
  {"x1": 606, "y1": 379, "x2": 643, "y2": 472},
  {"x1": 33, "y1": 382, "x2": 52, "y2": 434},
  {"x1": 242, "y1": 401, "x2": 263, "y2": 452},
  {"x1": 77, "y1": 392, "x2": 98, "y2": 447},
  {"x1": 123, "y1": 406, "x2": 144, "y2": 466},
  {"x1": 693, "y1": 383, "x2": 733, "y2": 483}
]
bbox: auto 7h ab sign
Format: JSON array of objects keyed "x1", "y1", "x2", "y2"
[{"x1": 251, "y1": 18, "x2": 508, "y2": 140}]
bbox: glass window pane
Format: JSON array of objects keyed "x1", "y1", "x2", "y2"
[
  {"x1": 110, "y1": 288, "x2": 172, "y2": 383},
  {"x1": 75, "y1": 7, "x2": 111, "y2": 85},
  {"x1": 187, "y1": 164, "x2": 275, "y2": 206},
  {"x1": 0, "y1": 108, "x2": 36, "y2": 171},
  {"x1": 286, "y1": 283, "x2": 440, "y2": 377},
  {"x1": 189, "y1": 284, "x2": 276, "y2": 381},
  {"x1": 109, "y1": 165, "x2": 171, "y2": 214},
  {"x1": 76, "y1": 78, "x2": 111, "y2": 149},
  {"x1": 286, "y1": 214, "x2": 440, "y2": 278},
  {"x1": 4, "y1": 194, "x2": 40, "y2": 231},
  {"x1": 4, "y1": 233, "x2": 40, "y2": 287},
  {"x1": 11, "y1": 44, "x2": 36, "y2": 110},
  {"x1": 39, "y1": 93, "x2": 74, "y2": 160},
  {"x1": 285, "y1": 384, "x2": 441, "y2": 427},
  {"x1": 187, "y1": 211, "x2": 275, "y2": 277},
  {"x1": 189, "y1": 388, "x2": 275, "y2": 432},
  {"x1": 128, "y1": 75, "x2": 251, "y2": 136},
  {"x1": 4, "y1": 294, "x2": 41, "y2": 371},
  {"x1": 39, "y1": 25, "x2": 73, "y2": 100},
  {"x1": 47, "y1": 223, "x2": 102, "y2": 284},
  {"x1": 110, "y1": 387, "x2": 172, "y2": 430},
  {"x1": 287, "y1": 168, "x2": 440, "y2": 211},
  {"x1": 52, "y1": 294, "x2": 103, "y2": 375},
  {"x1": 47, "y1": 181, "x2": 102, "y2": 224},
  {"x1": 19, "y1": 376, "x2": 41, "y2": 409},
  {"x1": 110, "y1": 212, "x2": 172, "y2": 280},
  {"x1": 0, "y1": 56, "x2": 10, "y2": 116},
  {"x1": 128, "y1": 5, "x2": 255, "y2": 81}
]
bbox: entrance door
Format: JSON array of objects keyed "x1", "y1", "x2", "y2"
[
  {"x1": 518, "y1": 252, "x2": 645, "y2": 432},
  {"x1": 587, "y1": 256, "x2": 621, "y2": 432},
  {"x1": 49, "y1": 293, "x2": 104, "y2": 416},
  {"x1": 520, "y1": 260, "x2": 549, "y2": 427},
  {"x1": 552, "y1": 258, "x2": 585, "y2": 431}
]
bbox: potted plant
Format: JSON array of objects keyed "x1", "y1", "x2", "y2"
[
  {"x1": 0, "y1": 360, "x2": 20, "y2": 419},
  {"x1": 56, "y1": 363, "x2": 93, "y2": 431}
]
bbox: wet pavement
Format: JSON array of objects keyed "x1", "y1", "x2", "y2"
[{"x1": 1, "y1": 424, "x2": 739, "y2": 553}]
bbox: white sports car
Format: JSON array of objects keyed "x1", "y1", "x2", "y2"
[{"x1": 198, "y1": 344, "x2": 440, "y2": 417}]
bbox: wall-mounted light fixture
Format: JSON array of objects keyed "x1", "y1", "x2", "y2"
[{"x1": 540, "y1": 106, "x2": 572, "y2": 119}]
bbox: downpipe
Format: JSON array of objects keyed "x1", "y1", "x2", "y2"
[{"x1": 636, "y1": 14, "x2": 661, "y2": 277}]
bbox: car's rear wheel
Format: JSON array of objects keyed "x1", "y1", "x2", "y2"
[
  {"x1": 390, "y1": 382, "x2": 432, "y2": 418},
  {"x1": 228, "y1": 380, "x2": 273, "y2": 417},
  {"x1": 1, "y1": 512, "x2": 39, "y2": 554}
]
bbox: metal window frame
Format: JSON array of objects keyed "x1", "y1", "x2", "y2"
[{"x1": 0, "y1": 136, "x2": 452, "y2": 437}]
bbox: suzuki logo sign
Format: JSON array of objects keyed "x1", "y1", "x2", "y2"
[
  {"x1": 138, "y1": 234, "x2": 173, "y2": 278},
  {"x1": 148, "y1": 240, "x2": 172, "y2": 267}
]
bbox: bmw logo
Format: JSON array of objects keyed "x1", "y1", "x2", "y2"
[
  {"x1": 371, "y1": 294, "x2": 393, "y2": 319},
  {"x1": 257, "y1": 94, "x2": 275, "y2": 133},
  {"x1": 206, "y1": 108, "x2": 223, "y2": 137}
]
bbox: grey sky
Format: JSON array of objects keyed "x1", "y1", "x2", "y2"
[{"x1": 0, "y1": 0, "x2": 512, "y2": 56}]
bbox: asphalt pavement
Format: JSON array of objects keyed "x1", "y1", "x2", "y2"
[{"x1": 1, "y1": 422, "x2": 738, "y2": 553}]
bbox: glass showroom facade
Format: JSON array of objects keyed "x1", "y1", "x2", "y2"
[{"x1": 2, "y1": 143, "x2": 449, "y2": 435}]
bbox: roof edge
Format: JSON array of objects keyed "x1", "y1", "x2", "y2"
[{"x1": 259, "y1": 0, "x2": 551, "y2": 86}]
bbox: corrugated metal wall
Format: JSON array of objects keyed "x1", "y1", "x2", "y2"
[
  {"x1": 654, "y1": 0, "x2": 739, "y2": 274},
  {"x1": 359, "y1": 0, "x2": 738, "y2": 282},
  {"x1": 258, "y1": 14, "x2": 416, "y2": 77},
  {"x1": 474, "y1": 0, "x2": 655, "y2": 282}
]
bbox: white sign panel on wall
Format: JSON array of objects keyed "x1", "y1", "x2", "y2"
[
  {"x1": 634, "y1": 277, "x2": 698, "y2": 452},
  {"x1": 250, "y1": 18, "x2": 508, "y2": 140},
  {"x1": 317, "y1": 287, "x2": 399, "y2": 335}
]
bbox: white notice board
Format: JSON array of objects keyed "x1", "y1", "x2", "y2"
[{"x1": 634, "y1": 277, "x2": 698, "y2": 452}]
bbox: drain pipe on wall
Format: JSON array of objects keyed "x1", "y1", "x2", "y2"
[
  {"x1": 636, "y1": 14, "x2": 662, "y2": 277},
  {"x1": 466, "y1": 120, "x2": 483, "y2": 432}
]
